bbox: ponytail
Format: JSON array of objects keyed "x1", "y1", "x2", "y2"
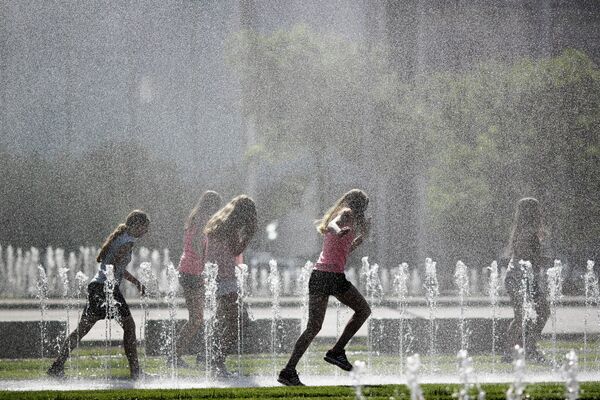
[{"x1": 96, "y1": 224, "x2": 128, "y2": 263}]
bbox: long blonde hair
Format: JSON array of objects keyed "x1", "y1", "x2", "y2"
[
  {"x1": 97, "y1": 210, "x2": 149, "y2": 262},
  {"x1": 204, "y1": 195, "x2": 257, "y2": 241},
  {"x1": 316, "y1": 189, "x2": 369, "y2": 235},
  {"x1": 185, "y1": 190, "x2": 222, "y2": 230}
]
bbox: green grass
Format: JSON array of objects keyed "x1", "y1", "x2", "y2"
[
  {"x1": 0, "y1": 340, "x2": 598, "y2": 399},
  {"x1": 1, "y1": 383, "x2": 600, "y2": 400}
]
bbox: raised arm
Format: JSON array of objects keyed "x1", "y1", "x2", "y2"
[{"x1": 327, "y1": 208, "x2": 353, "y2": 236}]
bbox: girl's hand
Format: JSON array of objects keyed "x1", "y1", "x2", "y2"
[{"x1": 137, "y1": 282, "x2": 146, "y2": 296}]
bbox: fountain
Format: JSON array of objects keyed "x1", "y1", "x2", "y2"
[
  {"x1": 235, "y1": 263, "x2": 249, "y2": 377},
  {"x1": 350, "y1": 360, "x2": 366, "y2": 400},
  {"x1": 546, "y1": 259, "x2": 564, "y2": 369},
  {"x1": 406, "y1": 354, "x2": 424, "y2": 400},
  {"x1": 392, "y1": 262, "x2": 410, "y2": 374},
  {"x1": 36, "y1": 265, "x2": 49, "y2": 359},
  {"x1": 360, "y1": 257, "x2": 383, "y2": 369},
  {"x1": 454, "y1": 261, "x2": 470, "y2": 351},
  {"x1": 563, "y1": 349, "x2": 580, "y2": 400},
  {"x1": 583, "y1": 260, "x2": 599, "y2": 369},
  {"x1": 103, "y1": 264, "x2": 118, "y2": 379},
  {"x1": 456, "y1": 349, "x2": 485, "y2": 400},
  {"x1": 517, "y1": 260, "x2": 537, "y2": 358},
  {"x1": 506, "y1": 345, "x2": 526, "y2": 400},
  {"x1": 267, "y1": 259, "x2": 281, "y2": 377},
  {"x1": 487, "y1": 261, "x2": 500, "y2": 368},
  {"x1": 164, "y1": 262, "x2": 179, "y2": 378},
  {"x1": 423, "y1": 258, "x2": 439, "y2": 370},
  {"x1": 203, "y1": 262, "x2": 219, "y2": 380}
]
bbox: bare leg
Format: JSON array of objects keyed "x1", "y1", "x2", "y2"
[
  {"x1": 331, "y1": 285, "x2": 371, "y2": 353},
  {"x1": 51, "y1": 312, "x2": 99, "y2": 370},
  {"x1": 176, "y1": 288, "x2": 204, "y2": 358},
  {"x1": 284, "y1": 294, "x2": 329, "y2": 370},
  {"x1": 119, "y1": 315, "x2": 140, "y2": 377},
  {"x1": 214, "y1": 293, "x2": 239, "y2": 371}
]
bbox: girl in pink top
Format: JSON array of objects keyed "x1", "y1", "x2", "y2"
[
  {"x1": 173, "y1": 190, "x2": 221, "y2": 368},
  {"x1": 278, "y1": 189, "x2": 371, "y2": 386},
  {"x1": 203, "y1": 194, "x2": 257, "y2": 377}
]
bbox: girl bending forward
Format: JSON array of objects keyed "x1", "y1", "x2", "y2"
[
  {"x1": 48, "y1": 210, "x2": 150, "y2": 379},
  {"x1": 278, "y1": 189, "x2": 371, "y2": 386}
]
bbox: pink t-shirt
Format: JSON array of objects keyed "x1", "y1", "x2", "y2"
[
  {"x1": 314, "y1": 228, "x2": 355, "y2": 273},
  {"x1": 204, "y1": 236, "x2": 238, "y2": 280},
  {"x1": 178, "y1": 226, "x2": 205, "y2": 276}
]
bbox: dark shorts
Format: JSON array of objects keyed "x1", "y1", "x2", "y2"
[
  {"x1": 179, "y1": 273, "x2": 203, "y2": 291},
  {"x1": 309, "y1": 270, "x2": 352, "y2": 296},
  {"x1": 83, "y1": 282, "x2": 131, "y2": 320}
]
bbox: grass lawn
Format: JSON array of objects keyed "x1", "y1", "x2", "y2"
[{"x1": 0, "y1": 339, "x2": 598, "y2": 399}]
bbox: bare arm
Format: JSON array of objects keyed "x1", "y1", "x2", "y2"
[
  {"x1": 349, "y1": 216, "x2": 370, "y2": 253},
  {"x1": 114, "y1": 244, "x2": 145, "y2": 294},
  {"x1": 327, "y1": 208, "x2": 353, "y2": 236}
]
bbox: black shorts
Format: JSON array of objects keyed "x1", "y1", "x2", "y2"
[
  {"x1": 82, "y1": 282, "x2": 131, "y2": 320},
  {"x1": 179, "y1": 273, "x2": 203, "y2": 291},
  {"x1": 309, "y1": 270, "x2": 352, "y2": 296}
]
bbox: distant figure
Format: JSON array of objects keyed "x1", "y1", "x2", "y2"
[
  {"x1": 502, "y1": 197, "x2": 550, "y2": 363},
  {"x1": 48, "y1": 210, "x2": 150, "y2": 379},
  {"x1": 171, "y1": 190, "x2": 222, "y2": 368},
  {"x1": 278, "y1": 189, "x2": 372, "y2": 386},
  {"x1": 203, "y1": 194, "x2": 257, "y2": 377}
]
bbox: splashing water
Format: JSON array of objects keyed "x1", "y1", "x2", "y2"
[
  {"x1": 235, "y1": 263, "x2": 249, "y2": 377},
  {"x1": 423, "y1": 258, "x2": 439, "y2": 369},
  {"x1": 360, "y1": 257, "x2": 383, "y2": 370},
  {"x1": 487, "y1": 261, "x2": 500, "y2": 368},
  {"x1": 297, "y1": 260, "x2": 313, "y2": 375},
  {"x1": 546, "y1": 259, "x2": 564, "y2": 370},
  {"x1": 506, "y1": 345, "x2": 527, "y2": 400},
  {"x1": 103, "y1": 265, "x2": 119, "y2": 379},
  {"x1": 36, "y1": 265, "x2": 49, "y2": 359},
  {"x1": 58, "y1": 267, "x2": 71, "y2": 370},
  {"x1": 203, "y1": 262, "x2": 219, "y2": 381},
  {"x1": 454, "y1": 261, "x2": 470, "y2": 351},
  {"x1": 406, "y1": 354, "x2": 424, "y2": 400},
  {"x1": 392, "y1": 262, "x2": 410, "y2": 374},
  {"x1": 267, "y1": 259, "x2": 281, "y2": 376},
  {"x1": 517, "y1": 260, "x2": 537, "y2": 357},
  {"x1": 138, "y1": 262, "x2": 156, "y2": 372},
  {"x1": 456, "y1": 349, "x2": 485, "y2": 400},
  {"x1": 164, "y1": 263, "x2": 179, "y2": 378},
  {"x1": 583, "y1": 260, "x2": 599, "y2": 369},
  {"x1": 562, "y1": 349, "x2": 579, "y2": 400},
  {"x1": 73, "y1": 271, "x2": 88, "y2": 376},
  {"x1": 350, "y1": 360, "x2": 366, "y2": 400}
]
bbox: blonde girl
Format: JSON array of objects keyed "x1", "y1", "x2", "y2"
[
  {"x1": 278, "y1": 189, "x2": 371, "y2": 386},
  {"x1": 48, "y1": 210, "x2": 150, "y2": 379}
]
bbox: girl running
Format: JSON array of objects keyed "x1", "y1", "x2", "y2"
[
  {"x1": 278, "y1": 189, "x2": 371, "y2": 386},
  {"x1": 171, "y1": 190, "x2": 222, "y2": 368},
  {"x1": 48, "y1": 210, "x2": 150, "y2": 379}
]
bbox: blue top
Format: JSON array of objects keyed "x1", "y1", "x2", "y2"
[{"x1": 91, "y1": 232, "x2": 135, "y2": 286}]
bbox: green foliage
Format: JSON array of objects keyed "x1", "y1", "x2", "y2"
[{"x1": 227, "y1": 23, "x2": 600, "y2": 266}]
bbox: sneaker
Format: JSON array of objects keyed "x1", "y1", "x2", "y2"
[
  {"x1": 46, "y1": 363, "x2": 65, "y2": 379},
  {"x1": 324, "y1": 349, "x2": 353, "y2": 371},
  {"x1": 277, "y1": 368, "x2": 305, "y2": 386}
]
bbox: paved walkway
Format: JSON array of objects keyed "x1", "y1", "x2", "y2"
[{"x1": 1, "y1": 301, "x2": 598, "y2": 341}]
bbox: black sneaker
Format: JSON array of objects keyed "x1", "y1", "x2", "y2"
[
  {"x1": 324, "y1": 349, "x2": 353, "y2": 371},
  {"x1": 47, "y1": 363, "x2": 65, "y2": 379},
  {"x1": 277, "y1": 368, "x2": 305, "y2": 386}
]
